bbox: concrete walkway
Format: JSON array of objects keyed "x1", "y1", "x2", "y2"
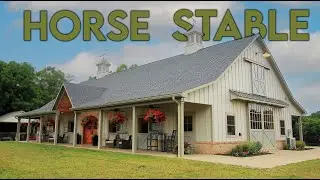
[{"x1": 184, "y1": 146, "x2": 320, "y2": 169}]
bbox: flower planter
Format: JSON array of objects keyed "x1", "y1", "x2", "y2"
[{"x1": 92, "y1": 135, "x2": 98, "y2": 146}]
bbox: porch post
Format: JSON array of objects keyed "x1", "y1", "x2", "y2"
[
  {"x1": 132, "y1": 106, "x2": 137, "y2": 153},
  {"x1": 39, "y1": 116, "x2": 43, "y2": 143},
  {"x1": 105, "y1": 111, "x2": 109, "y2": 141},
  {"x1": 73, "y1": 111, "x2": 78, "y2": 147},
  {"x1": 177, "y1": 102, "x2": 181, "y2": 158},
  {"x1": 54, "y1": 111, "x2": 59, "y2": 145},
  {"x1": 26, "y1": 117, "x2": 31, "y2": 142},
  {"x1": 98, "y1": 110, "x2": 103, "y2": 149},
  {"x1": 16, "y1": 118, "x2": 21, "y2": 141},
  {"x1": 299, "y1": 116, "x2": 303, "y2": 141},
  {"x1": 180, "y1": 101, "x2": 185, "y2": 158}
]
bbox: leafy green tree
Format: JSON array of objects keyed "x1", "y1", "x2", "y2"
[
  {"x1": 0, "y1": 61, "x2": 38, "y2": 115},
  {"x1": 116, "y1": 64, "x2": 128, "y2": 72},
  {"x1": 35, "y1": 66, "x2": 70, "y2": 107}
]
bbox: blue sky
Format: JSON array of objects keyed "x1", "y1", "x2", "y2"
[{"x1": 0, "y1": 1, "x2": 320, "y2": 113}]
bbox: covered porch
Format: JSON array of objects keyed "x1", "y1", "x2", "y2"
[{"x1": 16, "y1": 98, "x2": 212, "y2": 158}]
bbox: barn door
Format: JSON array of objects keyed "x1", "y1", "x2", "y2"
[
  {"x1": 248, "y1": 103, "x2": 276, "y2": 149},
  {"x1": 252, "y1": 64, "x2": 266, "y2": 96}
]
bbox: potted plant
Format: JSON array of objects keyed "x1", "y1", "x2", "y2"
[
  {"x1": 143, "y1": 109, "x2": 166, "y2": 124},
  {"x1": 48, "y1": 119, "x2": 55, "y2": 127},
  {"x1": 108, "y1": 111, "x2": 127, "y2": 124},
  {"x1": 92, "y1": 133, "x2": 98, "y2": 146}
]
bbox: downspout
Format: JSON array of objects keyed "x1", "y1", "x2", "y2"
[
  {"x1": 172, "y1": 96, "x2": 179, "y2": 104},
  {"x1": 172, "y1": 96, "x2": 180, "y2": 134}
]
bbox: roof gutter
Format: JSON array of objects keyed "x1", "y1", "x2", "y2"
[
  {"x1": 15, "y1": 111, "x2": 56, "y2": 119},
  {"x1": 71, "y1": 93, "x2": 183, "y2": 111}
]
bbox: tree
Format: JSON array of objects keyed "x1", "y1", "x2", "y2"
[
  {"x1": 0, "y1": 61, "x2": 38, "y2": 115},
  {"x1": 35, "y1": 66, "x2": 70, "y2": 107},
  {"x1": 116, "y1": 64, "x2": 128, "y2": 72}
]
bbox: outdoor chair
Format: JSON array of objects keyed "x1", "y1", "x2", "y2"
[
  {"x1": 105, "y1": 134, "x2": 113, "y2": 148},
  {"x1": 57, "y1": 134, "x2": 65, "y2": 143},
  {"x1": 121, "y1": 135, "x2": 132, "y2": 149},
  {"x1": 166, "y1": 130, "x2": 176, "y2": 153}
]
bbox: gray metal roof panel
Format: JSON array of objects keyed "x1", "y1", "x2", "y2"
[
  {"x1": 230, "y1": 90, "x2": 289, "y2": 107},
  {"x1": 16, "y1": 100, "x2": 55, "y2": 118},
  {"x1": 76, "y1": 35, "x2": 259, "y2": 109}
]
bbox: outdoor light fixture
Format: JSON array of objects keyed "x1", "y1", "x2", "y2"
[{"x1": 255, "y1": 51, "x2": 271, "y2": 58}]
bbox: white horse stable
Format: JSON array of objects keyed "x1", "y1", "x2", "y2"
[{"x1": 16, "y1": 29, "x2": 306, "y2": 157}]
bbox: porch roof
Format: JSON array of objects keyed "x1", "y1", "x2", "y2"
[
  {"x1": 16, "y1": 100, "x2": 56, "y2": 118},
  {"x1": 230, "y1": 90, "x2": 289, "y2": 108}
]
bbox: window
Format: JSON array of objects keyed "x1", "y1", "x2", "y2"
[
  {"x1": 227, "y1": 115, "x2": 235, "y2": 135},
  {"x1": 252, "y1": 63, "x2": 266, "y2": 96},
  {"x1": 184, "y1": 116, "x2": 193, "y2": 132},
  {"x1": 109, "y1": 121, "x2": 120, "y2": 133},
  {"x1": 138, "y1": 118, "x2": 148, "y2": 133},
  {"x1": 68, "y1": 121, "x2": 74, "y2": 132},
  {"x1": 280, "y1": 120, "x2": 286, "y2": 135},
  {"x1": 250, "y1": 109, "x2": 262, "y2": 129},
  {"x1": 263, "y1": 110, "x2": 274, "y2": 129}
]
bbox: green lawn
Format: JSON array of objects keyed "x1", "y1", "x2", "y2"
[{"x1": 0, "y1": 142, "x2": 319, "y2": 179}]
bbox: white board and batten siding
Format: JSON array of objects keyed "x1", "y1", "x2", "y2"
[{"x1": 184, "y1": 39, "x2": 303, "y2": 143}]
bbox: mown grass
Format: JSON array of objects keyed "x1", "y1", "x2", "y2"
[{"x1": 0, "y1": 142, "x2": 319, "y2": 179}]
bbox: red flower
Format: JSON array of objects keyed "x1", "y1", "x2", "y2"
[
  {"x1": 109, "y1": 111, "x2": 127, "y2": 124},
  {"x1": 144, "y1": 109, "x2": 166, "y2": 124}
]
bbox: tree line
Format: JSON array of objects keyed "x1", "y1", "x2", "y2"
[
  {"x1": 0, "y1": 61, "x2": 71, "y2": 116},
  {"x1": 0, "y1": 61, "x2": 138, "y2": 116}
]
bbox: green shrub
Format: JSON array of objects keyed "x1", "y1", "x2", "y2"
[
  {"x1": 296, "y1": 140, "x2": 306, "y2": 150},
  {"x1": 230, "y1": 144, "x2": 244, "y2": 157},
  {"x1": 283, "y1": 144, "x2": 289, "y2": 150},
  {"x1": 229, "y1": 141, "x2": 263, "y2": 157},
  {"x1": 248, "y1": 141, "x2": 262, "y2": 155}
]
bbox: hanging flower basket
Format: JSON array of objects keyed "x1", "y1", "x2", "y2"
[
  {"x1": 81, "y1": 116, "x2": 98, "y2": 126},
  {"x1": 143, "y1": 109, "x2": 166, "y2": 124},
  {"x1": 108, "y1": 111, "x2": 127, "y2": 124},
  {"x1": 81, "y1": 117, "x2": 91, "y2": 126},
  {"x1": 48, "y1": 119, "x2": 55, "y2": 126},
  {"x1": 31, "y1": 121, "x2": 40, "y2": 127}
]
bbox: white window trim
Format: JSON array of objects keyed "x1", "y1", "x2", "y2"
[
  {"x1": 184, "y1": 113, "x2": 194, "y2": 132},
  {"x1": 280, "y1": 119, "x2": 286, "y2": 137},
  {"x1": 226, "y1": 112, "x2": 236, "y2": 138}
]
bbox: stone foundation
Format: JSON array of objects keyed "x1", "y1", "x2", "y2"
[{"x1": 194, "y1": 141, "x2": 246, "y2": 154}]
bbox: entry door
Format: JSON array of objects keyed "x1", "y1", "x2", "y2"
[
  {"x1": 83, "y1": 122, "x2": 94, "y2": 144},
  {"x1": 249, "y1": 103, "x2": 276, "y2": 149}
]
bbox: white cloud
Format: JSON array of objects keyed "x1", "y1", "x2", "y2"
[
  {"x1": 267, "y1": 31, "x2": 320, "y2": 113},
  {"x1": 295, "y1": 82, "x2": 320, "y2": 114},
  {"x1": 268, "y1": 31, "x2": 320, "y2": 74},
  {"x1": 50, "y1": 52, "x2": 98, "y2": 83}
]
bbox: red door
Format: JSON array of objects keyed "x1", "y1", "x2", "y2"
[{"x1": 83, "y1": 122, "x2": 93, "y2": 144}]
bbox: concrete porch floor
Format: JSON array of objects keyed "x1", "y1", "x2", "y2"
[
  {"x1": 25, "y1": 141, "x2": 320, "y2": 169},
  {"x1": 26, "y1": 140, "x2": 177, "y2": 158}
]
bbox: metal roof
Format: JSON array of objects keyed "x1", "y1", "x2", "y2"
[
  {"x1": 18, "y1": 34, "x2": 272, "y2": 116},
  {"x1": 230, "y1": 90, "x2": 289, "y2": 107}
]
